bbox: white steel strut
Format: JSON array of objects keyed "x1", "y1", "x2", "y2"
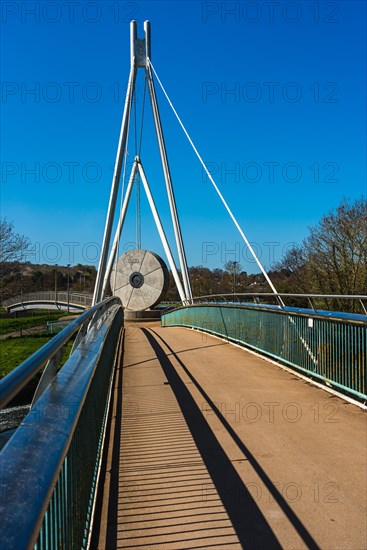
[
  {"x1": 101, "y1": 157, "x2": 187, "y2": 303},
  {"x1": 93, "y1": 20, "x2": 192, "y2": 305}
]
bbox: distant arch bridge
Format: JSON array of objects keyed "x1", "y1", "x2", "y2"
[{"x1": 1, "y1": 292, "x2": 93, "y2": 313}]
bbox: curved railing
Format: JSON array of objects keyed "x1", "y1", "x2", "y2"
[
  {"x1": 0, "y1": 297, "x2": 123, "y2": 549},
  {"x1": 188, "y1": 293, "x2": 367, "y2": 314},
  {"x1": 2, "y1": 291, "x2": 93, "y2": 311},
  {"x1": 0, "y1": 297, "x2": 119, "y2": 409},
  {"x1": 162, "y1": 298, "x2": 367, "y2": 402}
]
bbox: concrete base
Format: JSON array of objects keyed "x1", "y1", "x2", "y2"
[{"x1": 124, "y1": 309, "x2": 163, "y2": 321}]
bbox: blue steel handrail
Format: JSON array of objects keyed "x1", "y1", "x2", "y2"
[
  {"x1": 192, "y1": 292, "x2": 367, "y2": 306},
  {"x1": 0, "y1": 297, "x2": 120, "y2": 409},
  {"x1": 163, "y1": 293, "x2": 367, "y2": 322},
  {"x1": 164, "y1": 293, "x2": 367, "y2": 316},
  {"x1": 0, "y1": 299, "x2": 123, "y2": 549},
  {"x1": 172, "y1": 296, "x2": 367, "y2": 325}
]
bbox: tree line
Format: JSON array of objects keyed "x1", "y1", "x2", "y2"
[{"x1": 1, "y1": 197, "x2": 366, "y2": 311}]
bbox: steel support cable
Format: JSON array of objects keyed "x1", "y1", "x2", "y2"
[
  {"x1": 148, "y1": 59, "x2": 284, "y2": 306},
  {"x1": 133, "y1": 86, "x2": 141, "y2": 250},
  {"x1": 113, "y1": 75, "x2": 147, "y2": 288},
  {"x1": 113, "y1": 90, "x2": 133, "y2": 294},
  {"x1": 135, "y1": 76, "x2": 148, "y2": 250},
  {"x1": 92, "y1": 59, "x2": 138, "y2": 305},
  {"x1": 145, "y1": 62, "x2": 193, "y2": 303},
  {"x1": 148, "y1": 61, "x2": 321, "y2": 367},
  {"x1": 139, "y1": 76, "x2": 148, "y2": 155}
]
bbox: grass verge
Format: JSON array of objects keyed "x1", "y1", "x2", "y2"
[
  {"x1": 0, "y1": 334, "x2": 74, "y2": 378},
  {"x1": 0, "y1": 313, "x2": 71, "y2": 336}
]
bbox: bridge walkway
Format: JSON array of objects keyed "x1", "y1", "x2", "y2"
[{"x1": 93, "y1": 322, "x2": 366, "y2": 549}]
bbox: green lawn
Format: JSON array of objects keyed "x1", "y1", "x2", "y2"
[
  {"x1": 0, "y1": 335, "x2": 74, "y2": 378},
  {"x1": 0, "y1": 313, "x2": 70, "y2": 336}
]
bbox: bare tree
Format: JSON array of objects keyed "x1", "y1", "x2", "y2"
[
  {"x1": 272, "y1": 244, "x2": 309, "y2": 293},
  {"x1": 304, "y1": 198, "x2": 367, "y2": 305},
  {"x1": 224, "y1": 260, "x2": 242, "y2": 293},
  {"x1": 0, "y1": 219, "x2": 30, "y2": 263},
  {"x1": 274, "y1": 197, "x2": 367, "y2": 311}
]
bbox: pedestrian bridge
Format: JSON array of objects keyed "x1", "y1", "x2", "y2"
[
  {"x1": 2, "y1": 291, "x2": 93, "y2": 313},
  {"x1": 2, "y1": 18, "x2": 365, "y2": 550},
  {"x1": 0, "y1": 297, "x2": 366, "y2": 549}
]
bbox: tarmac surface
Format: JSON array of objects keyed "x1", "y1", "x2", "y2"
[{"x1": 94, "y1": 322, "x2": 366, "y2": 549}]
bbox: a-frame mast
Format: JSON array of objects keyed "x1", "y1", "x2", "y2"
[{"x1": 93, "y1": 21, "x2": 192, "y2": 305}]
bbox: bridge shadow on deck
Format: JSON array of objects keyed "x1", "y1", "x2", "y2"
[
  {"x1": 140, "y1": 328, "x2": 282, "y2": 549},
  {"x1": 96, "y1": 327, "x2": 320, "y2": 549},
  {"x1": 145, "y1": 328, "x2": 320, "y2": 550}
]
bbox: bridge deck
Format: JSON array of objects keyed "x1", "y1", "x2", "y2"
[{"x1": 94, "y1": 323, "x2": 366, "y2": 549}]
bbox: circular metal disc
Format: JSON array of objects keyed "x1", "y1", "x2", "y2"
[{"x1": 110, "y1": 250, "x2": 169, "y2": 311}]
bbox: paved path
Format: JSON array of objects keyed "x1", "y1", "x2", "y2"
[
  {"x1": 95, "y1": 323, "x2": 366, "y2": 549},
  {"x1": 0, "y1": 325, "x2": 48, "y2": 340}
]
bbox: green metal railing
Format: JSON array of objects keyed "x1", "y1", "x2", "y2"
[
  {"x1": 162, "y1": 303, "x2": 367, "y2": 402},
  {"x1": 0, "y1": 298, "x2": 123, "y2": 549}
]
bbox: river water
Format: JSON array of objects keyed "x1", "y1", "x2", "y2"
[{"x1": 0, "y1": 405, "x2": 30, "y2": 451}]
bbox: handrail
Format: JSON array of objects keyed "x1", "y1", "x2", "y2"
[
  {"x1": 1, "y1": 291, "x2": 93, "y2": 307},
  {"x1": 163, "y1": 293, "x2": 367, "y2": 315},
  {"x1": 0, "y1": 297, "x2": 120, "y2": 409},
  {"x1": 0, "y1": 301, "x2": 123, "y2": 549},
  {"x1": 162, "y1": 302, "x2": 367, "y2": 401},
  {"x1": 165, "y1": 292, "x2": 367, "y2": 315},
  {"x1": 191, "y1": 292, "x2": 367, "y2": 302}
]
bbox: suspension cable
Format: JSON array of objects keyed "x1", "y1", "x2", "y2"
[
  {"x1": 133, "y1": 76, "x2": 148, "y2": 250},
  {"x1": 138, "y1": 76, "x2": 147, "y2": 155},
  {"x1": 133, "y1": 86, "x2": 141, "y2": 250},
  {"x1": 148, "y1": 59, "x2": 283, "y2": 304},
  {"x1": 113, "y1": 88, "x2": 133, "y2": 294}
]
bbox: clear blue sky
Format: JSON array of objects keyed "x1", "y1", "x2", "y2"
[{"x1": 1, "y1": 0, "x2": 366, "y2": 273}]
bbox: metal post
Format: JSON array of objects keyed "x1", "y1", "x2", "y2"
[
  {"x1": 102, "y1": 160, "x2": 139, "y2": 297},
  {"x1": 137, "y1": 160, "x2": 187, "y2": 303},
  {"x1": 67, "y1": 264, "x2": 71, "y2": 313},
  {"x1": 93, "y1": 21, "x2": 138, "y2": 305},
  {"x1": 144, "y1": 24, "x2": 192, "y2": 303},
  {"x1": 144, "y1": 20, "x2": 151, "y2": 59},
  {"x1": 20, "y1": 268, "x2": 23, "y2": 304},
  {"x1": 54, "y1": 264, "x2": 58, "y2": 307}
]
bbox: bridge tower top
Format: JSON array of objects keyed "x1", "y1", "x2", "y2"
[{"x1": 130, "y1": 20, "x2": 151, "y2": 67}]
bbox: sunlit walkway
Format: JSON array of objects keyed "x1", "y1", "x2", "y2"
[{"x1": 93, "y1": 323, "x2": 366, "y2": 549}]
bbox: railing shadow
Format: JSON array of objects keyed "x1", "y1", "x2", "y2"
[
  {"x1": 106, "y1": 342, "x2": 124, "y2": 546},
  {"x1": 142, "y1": 328, "x2": 284, "y2": 549},
  {"x1": 146, "y1": 328, "x2": 320, "y2": 550},
  {"x1": 90, "y1": 331, "x2": 124, "y2": 549}
]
